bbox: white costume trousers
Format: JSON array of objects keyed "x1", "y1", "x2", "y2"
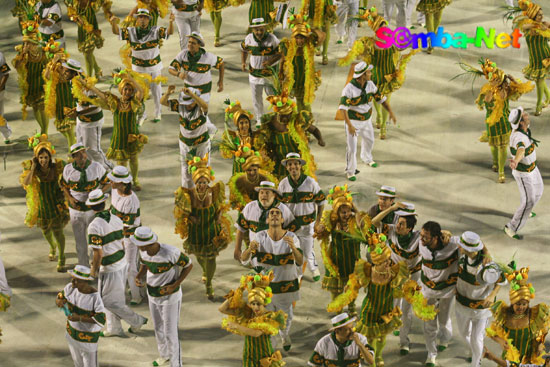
[
  {"x1": 345, "y1": 119, "x2": 375, "y2": 175},
  {"x1": 336, "y1": 0, "x2": 359, "y2": 48},
  {"x1": 174, "y1": 13, "x2": 201, "y2": 50},
  {"x1": 507, "y1": 168, "x2": 543, "y2": 233},
  {"x1": 396, "y1": 271, "x2": 420, "y2": 347},
  {"x1": 455, "y1": 304, "x2": 489, "y2": 367},
  {"x1": 179, "y1": 139, "x2": 211, "y2": 187},
  {"x1": 384, "y1": 0, "x2": 406, "y2": 27},
  {"x1": 66, "y1": 334, "x2": 98, "y2": 367},
  {"x1": 268, "y1": 296, "x2": 294, "y2": 340},
  {"x1": 251, "y1": 83, "x2": 274, "y2": 124},
  {"x1": 76, "y1": 122, "x2": 112, "y2": 170},
  {"x1": 505, "y1": 0, "x2": 514, "y2": 6},
  {"x1": 423, "y1": 296, "x2": 454, "y2": 359},
  {"x1": 150, "y1": 299, "x2": 182, "y2": 367},
  {"x1": 99, "y1": 265, "x2": 145, "y2": 333},
  {"x1": 132, "y1": 67, "x2": 162, "y2": 119},
  {"x1": 405, "y1": 0, "x2": 425, "y2": 26},
  {"x1": 297, "y1": 235, "x2": 318, "y2": 273},
  {"x1": 70, "y1": 208, "x2": 95, "y2": 266},
  {"x1": 124, "y1": 238, "x2": 145, "y2": 301},
  {"x1": 0, "y1": 90, "x2": 11, "y2": 140}
]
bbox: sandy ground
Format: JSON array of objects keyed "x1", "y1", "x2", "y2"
[{"x1": 0, "y1": 0, "x2": 549, "y2": 366}]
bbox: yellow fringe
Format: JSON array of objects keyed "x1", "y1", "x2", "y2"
[
  {"x1": 303, "y1": 42, "x2": 317, "y2": 105},
  {"x1": 321, "y1": 237, "x2": 339, "y2": 278},
  {"x1": 43, "y1": 64, "x2": 61, "y2": 119},
  {"x1": 486, "y1": 324, "x2": 522, "y2": 363},
  {"x1": 287, "y1": 118, "x2": 316, "y2": 179},
  {"x1": 339, "y1": 38, "x2": 368, "y2": 66},
  {"x1": 327, "y1": 272, "x2": 361, "y2": 312},
  {"x1": 19, "y1": 160, "x2": 40, "y2": 228},
  {"x1": 120, "y1": 44, "x2": 133, "y2": 70},
  {"x1": 281, "y1": 38, "x2": 296, "y2": 95},
  {"x1": 402, "y1": 279, "x2": 438, "y2": 321},
  {"x1": 174, "y1": 186, "x2": 192, "y2": 240},
  {"x1": 476, "y1": 79, "x2": 533, "y2": 126},
  {"x1": 13, "y1": 52, "x2": 30, "y2": 120},
  {"x1": 0, "y1": 116, "x2": 6, "y2": 127},
  {"x1": 228, "y1": 0, "x2": 245, "y2": 6},
  {"x1": 0, "y1": 293, "x2": 10, "y2": 312},
  {"x1": 71, "y1": 76, "x2": 99, "y2": 106},
  {"x1": 221, "y1": 311, "x2": 287, "y2": 336},
  {"x1": 153, "y1": 75, "x2": 168, "y2": 85}
]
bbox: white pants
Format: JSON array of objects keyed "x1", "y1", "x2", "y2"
[
  {"x1": 384, "y1": 0, "x2": 406, "y2": 27},
  {"x1": 423, "y1": 296, "x2": 454, "y2": 359},
  {"x1": 456, "y1": 304, "x2": 489, "y2": 367},
  {"x1": 66, "y1": 334, "x2": 98, "y2": 367},
  {"x1": 336, "y1": 0, "x2": 359, "y2": 48},
  {"x1": 150, "y1": 300, "x2": 182, "y2": 367},
  {"x1": 345, "y1": 119, "x2": 374, "y2": 175},
  {"x1": 251, "y1": 83, "x2": 274, "y2": 125},
  {"x1": 0, "y1": 90, "x2": 10, "y2": 140},
  {"x1": 505, "y1": 0, "x2": 514, "y2": 6},
  {"x1": 297, "y1": 235, "x2": 318, "y2": 273},
  {"x1": 405, "y1": 0, "x2": 425, "y2": 26},
  {"x1": 396, "y1": 271, "x2": 420, "y2": 347},
  {"x1": 174, "y1": 13, "x2": 201, "y2": 50},
  {"x1": 179, "y1": 139, "x2": 211, "y2": 187},
  {"x1": 507, "y1": 167, "x2": 543, "y2": 233},
  {"x1": 133, "y1": 68, "x2": 162, "y2": 119},
  {"x1": 76, "y1": 122, "x2": 112, "y2": 170},
  {"x1": 70, "y1": 208, "x2": 95, "y2": 266},
  {"x1": 124, "y1": 238, "x2": 145, "y2": 301},
  {"x1": 99, "y1": 265, "x2": 145, "y2": 333},
  {"x1": 268, "y1": 295, "x2": 294, "y2": 340}
]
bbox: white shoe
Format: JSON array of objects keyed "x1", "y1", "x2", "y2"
[
  {"x1": 130, "y1": 296, "x2": 143, "y2": 306},
  {"x1": 128, "y1": 317, "x2": 148, "y2": 333},
  {"x1": 503, "y1": 225, "x2": 521, "y2": 240},
  {"x1": 282, "y1": 335, "x2": 292, "y2": 351},
  {"x1": 152, "y1": 358, "x2": 170, "y2": 366},
  {"x1": 312, "y1": 268, "x2": 321, "y2": 281},
  {"x1": 425, "y1": 356, "x2": 436, "y2": 367},
  {"x1": 100, "y1": 330, "x2": 124, "y2": 337}
]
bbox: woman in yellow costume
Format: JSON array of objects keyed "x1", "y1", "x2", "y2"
[
  {"x1": 301, "y1": 0, "x2": 337, "y2": 65},
  {"x1": 13, "y1": 20, "x2": 49, "y2": 135},
  {"x1": 219, "y1": 272, "x2": 287, "y2": 367},
  {"x1": 20, "y1": 134, "x2": 69, "y2": 272},
  {"x1": 506, "y1": 0, "x2": 550, "y2": 115},
  {"x1": 65, "y1": 0, "x2": 113, "y2": 77},
  {"x1": 339, "y1": 7, "x2": 417, "y2": 140},
  {"x1": 416, "y1": 0, "x2": 452, "y2": 53},
  {"x1": 456, "y1": 58, "x2": 533, "y2": 183},
  {"x1": 174, "y1": 156, "x2": 232, "y2": 299},
  {"x1": 76, "y1": 69, "x2": 150, "y2": 190},
  {"x1": 328, "y1": 234, "x2": 409, "y2": 367},
  {"x1": 486, "y1": 263, "x2": 549, "y2": 365}
]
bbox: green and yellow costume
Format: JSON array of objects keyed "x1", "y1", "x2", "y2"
[
  {"x1": 204, "y1": 0, "x2": 231, "y2": 46},
  {"x1": 417, "y1": 0, "x2": 452, "y2": 49},
  {"x1": 302, "y1": 0, "x2": 337, "y2": 62}
]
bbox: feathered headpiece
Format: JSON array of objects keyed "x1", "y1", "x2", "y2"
[
  {"x1": 266, "y1": 92, "x2": 296, "y2": 115},
  {"x1": 238, "y1": 147, "x2": 263, "y2": 171},
  {"x1": 224, "y1": 99, "x2": 254, "y2": 126},
  {"x1": 43, "y1": 38, "x2": 67, "y2": 62},
  {"x1": 111, "y1": 68, "x2": 151, "y2": 100},
  {"x1": 287, "y1": 11, "x2": 312, "y2": 37},
  {"x1": 28, "y1": 133, "x2": 55, "y2": 157},
  {"x1": 327, "y1": 184, "x2": 354, "y2": 221},
  {"x1": 243, "y1": 272, "x2": 275, "y2": 305},
  {"x1": 368, "y1": 233, "x2": 392, "y2": 265},
  {"x1": 187, "y1": 155, "x2": 215, "y2": 183},
  {"x1": 480, "y1": 58, "x2": 506, "y2": 85},
  {"x1": 500, "y1": 261, "x2": 535, "y2": 304},
  {"x1": 519, "y1": 0, "x2": 541, "y2": 20},
  {"x1": 20, "y1": 20, "x2": 41, "y2": 43}
]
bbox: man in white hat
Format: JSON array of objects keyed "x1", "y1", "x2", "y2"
[
  {"x1": 86, "y1": 189, "x2": 147, "y2": 337},
  {"x1": 55, "y1": 265, "x2": 106, "y2": 367},
  {"x1": 308, "y1": 313, "x2": 374, "y2": 367},
  {"x1": 372, "y1": 201, "x2": 421, "y2": 354},
  {"x1": 339, "y1": 62, "x2": 396, "y2": 181},
  {"x1": 35, "y1": 0, "x2": 65, "y2": 48},
  {"x1": 110, "y1": 9, "x2": 175, "y2": 123},
  {"x1": 454, "y1": 231, "x2": 505, "y2": 367},
  {"x1": 278, "y1": 152, "x2": 325, "y2": 281},
  {"x1": 241, "y1": 18, "x2": 281, "y2": 127},
  {"x1": 62, "y1": 143, "x2": 109, "y2": 266},
  {"x1": 233, "y1": 180, "x2": 297, "y2": 261},
  {"x1": 108, "y1": 166, "x2": 144, "y2": 305},
  {"x1": 368, "y1": 185, "x2": 398, "y2": 232},
  {"x1": 172, "y1": 0, "x2": 202, "y2": 50},
  {"x1": 161, "y1": 85, "x2": 212, "y2": 188},
  {"x1": 168, "y1": 32, "x2": 225, "y2": 105},
  {"x1": 133, "y1": 226, "x2": 193, "y2": 367},
  {"x1": 504, "y1": 107, "x2": 543, "y2": 240},
  {"x1": 0, "y1": 51, "x2": 12, "y2": 144},
  {"x1": 241, "y1": 207, "x2": 302, "y2": 351}
]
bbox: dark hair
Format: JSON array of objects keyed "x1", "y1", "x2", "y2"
[
  {"x1": 122, "y1": 182, "x2": 132, "y2": 195},
  {"x1": 36, "y1": 148, "x2": 54, "y2": 168},
  {"x1": 90, "y1": 202, "x2": 106, "y2": 212},
  {"x1": 422, "y1": 221, "x2": 442, "y2": 238},
  {"x1": 237, "y1": 115, "x2": 253, "y2": 135},
  {"x1": 403, "y1": 215, "x2": 417, "y2": 230}
]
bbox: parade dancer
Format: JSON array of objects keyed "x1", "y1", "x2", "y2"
[
  {"x1": 0, "y1": 51, "x2": 11, "y2": 144},
  {"x1": 203, "y1": 0, "x2": 229, "y2": 47},
  {"x1": 302, "y1": 0, "x2": 337, "y2": 64},
  {"x1": 367, "y1": 186, "x2": 398, "y2": 231},
  {"x1": 416, "y1": 0, "x2": 452, "y2": 53},
  {"x1": 172, "y1": 0, "x2": 202, "y2": 50},
  {"x1": 133, "y1": 226, "x2": 193, "y2": 367},
  {"x1": 278, "y1": 152, "x2": 325, "y2": 281},
  {"x1": 503, "y1": 107, "x2": 543, "y2": 239},
  {"x1": 35, "y1": 0, "x2": 66, "y2": 47}
]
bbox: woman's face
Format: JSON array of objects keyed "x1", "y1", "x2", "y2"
[
  {"x1": 249, "y1": 300, "x2": 265, "y2": 316},
  {"x1": 512, "y1": 300, "x2": 530, "y2": 315},
  {"x1": 536, "y1": 10, "x2": 543, "y2": 22},
  {"x1": 37, "y1": 150, "x2": 51, "y2": 168},
  {"x1": 122, "y1": 84, "x2": 135, "y2": 100},
  {"x1": 295, "y1": 35, "x2": 306, "y2": 47},
  {"x1": 195, "y1": 177, "x2": 210, "y2": 192},
  {"x1": 237, "y1": 117, "x2": 250, "y2": 134},
  {"x1": 338, "y1": 205, "x2": 353, "y2": 222}
]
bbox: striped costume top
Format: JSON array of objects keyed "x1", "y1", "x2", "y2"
[
  {"x1": 76, "y1": 89, "x2": 104, "y2": 128},
  {"x1": 55, "y1": 80, "x2": 76, "y2": 122},
  {"x1": 248, "y1": 0, "x2": 274, "y2": 24},
  {"x1": 339, "y1": 79, "x2": 385, "y2": 122},
  {"x1": 272, "y1": 128, "x2": 299, "y2": 178},
  {"x1": 456, "y1": 256, "x2": 506, "y2": 316},
  {"x1": 241, "y1": 32, "x2": 280, "y2": 85},
  {"x1": 278, "y1": 174, "x2": 325, "y2": 236},
  {"x1": 174, "y1": 0, "x2": 200, "y2": 19},
  {"x1": 419, "y1": 236, "x2": 459, "y2": 299},
  {"x1": 88, "y1": 211, "x2": 126, "y2": 273},
  {"x1": 481, "y1": 99, "x2": 511, "y2": 140},
  {"x1": 248, "y1": 230, "x2": 302, "y2": 302},
  {"x1": 120, "y1": 26, "x2": 169, "y2": 73},
  {"x1": 35, "y1": 1, "x2": 65, "y2": 42},
  {"x1": 105, "y1": 96, "x2": 144, "y2": 160},
  {"x1": 139, "y1": 243, "x2": 192, "y2": 304},
  {"x1": 522, "y1": 31, "x2": 550, "y2": 81},
  {"x1": 329, "y1": 230, "x2": 363, "y2": 279},
  {"x1": 510, "y1": 129, "x2": 538, "y2": 173},
  {"x1": 25, "y1": 55, "x2": 47, "y2": 106},
  {"x1": 168, "y1": 99, "x2": 210, "y2": 147},
  {"x1": 110, "y1": 190, "x2": 141, "y2": 236},
  {"x1": 387, "y1": 225, "x2": 421, "y2": 273},
  {"x1": 243, "y1": 333, "x2": 274, "y2": 367},
  {"x1": 60, "y1": 283, "x2": 106, "y2": 351},
  {"x1": 169, "y1": 48, "x2": 223, "y2": 94},
  {"x1": 62, "y1": 160, "x2": 107, "y2": 208},
  {"x1": 371, "y1": 46, "x2": 397, "y2": 93},
  {"x1": 235, "y1": 200, "x2": 296, "y2": 243},
  {"x1": 309, "y1": 332, "x2": 373, "y2": 367}
]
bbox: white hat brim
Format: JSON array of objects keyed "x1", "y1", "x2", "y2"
[
  {"x1": 395, "y1": 210, "x2": 417, "y2": 216},
  {"x1": 85, "y1": 193, "x2": 109, "y2": 206},
  {"x1": 131, "y1": 232, "x2": 158, "y2": 247},
  {"x1": 61, "y1": 63, "x2": 82, "y2": 73},
  {"x1": 458, "y1": 240, "x2": 484, "y2": 253},
  {"x1": 68, "y1": 270, "x2": 94, "y2": 281},
  {"x1": 254, "y1": 187, "x2": 279, "y2": 194},
  {"x1": 107, "y1": 172, "x2": 132, "y2": 184},
  {"x1": 375, "y1": 191, "x2": 396, "y2": 198},
  {"x1": 329, "y1": 316, "x2": 356, "y2": 331},
  {"x1": 281, "y1": 158, "x2": 306, "y2": 166},
  {"x1": 353, "y1": 64, "x2": 373, "y2": 79}
]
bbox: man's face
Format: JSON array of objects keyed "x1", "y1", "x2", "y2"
[
  {"x1": 396, "y1": 217, "x2": 412, "y2": 236},
  {"x1": 62, "y1": 67, "x2": 77, "y2": 80},
  {"x1": 286, "y1": 160, "x2": 301, "y2": 178},
  {"x1": 140, "y1": 243, "x2": 158, "y2": 257},
  {"x1": 258, "y1": 189, "x2": 275, "y2": 207},
  {"x1": 420, "y1": 229, "x2": 437, "y2": 247},
  {"x1": 267, "y1": 208, "x2": 282, "y2": 226},
  {"x1": 377, "y1": 196, "x2": 394, "y2": 211},
  {"x1": 278, "y1": 112, "x2": 292, "y2": 123},
  {"x1": 246, "y1": 165, "x2": 259, "y2": 181},
  {"x1": 72, "y1": 150, "x2": 88, "y2": 166},
  {"x1": 520, "y1": 112, "x2": 530, "y2": 130},
  {"x1": 357, "y1": 69, "x2": 372, "y2": 84},
  {"x1": 187, "y1": 38, "x2": 200, "y2": 54},
  {"x1": 252, "y1": 26, "x2": 266, "y2": 39},
  {"x1": 334, "y1": 324, "x2": 354, "y2": 340},
  {"x1": 136, "y1": 15, "x2": 150, "y2": 29},
  {"x1": 71, "y1": 277, "x2": 87, "y2": 291}
]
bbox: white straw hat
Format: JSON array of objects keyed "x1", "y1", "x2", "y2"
[
  {"x1": 131, "y1": 226, "x2": 158, "y2": 247},
  {"x1": 68, "y1": 265, "x2": 94, "y2": 281},
  {"x1": 85, "y1": 189, "x2": 109, "y2": 206},
  {"x1": 107, "y1": 166, "x2": 133, "y2": 184}
]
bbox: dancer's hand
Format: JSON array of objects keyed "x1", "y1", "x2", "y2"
[
  {"x1": 135, "y1": 276, "x2": 145, "y2": 288},
  {"x1": 167, "y1": 85, "x2": 176, "y2": 94},
  {"x1": 160, "y1": 283, "x2": 179, "y2": 295},
  {"x1": 217, "y1": 80, "x2": 224, "y2": 92},
  {"x1": 249, "y1": 241, "x2": 259, "y2": 252},
  {"x1": 283, "y1": 235, "x2": 295, "y2": 249},
  {"x1": 509, "y1": 159, "x2": 518, "y2": 170},
  {"x1": 347, "y1": 123, "x2": 357, "y2": 136}
]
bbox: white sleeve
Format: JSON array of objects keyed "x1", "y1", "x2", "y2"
[{"x1": 0, "y1": 258, "x2": 11, "y2": 297}]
